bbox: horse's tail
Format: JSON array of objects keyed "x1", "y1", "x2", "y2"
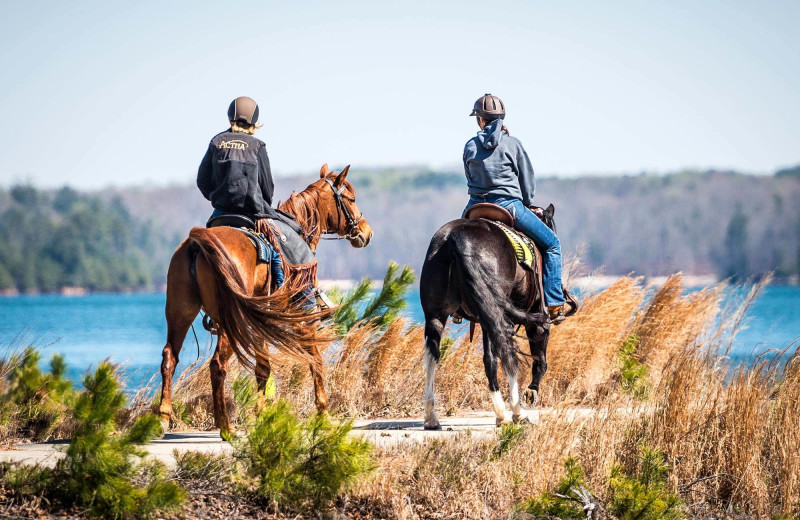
[
  {"x1": 449, "y1": 237, "x2": 541, "y2": 378},
  {"x1": 187, "y1": 227, "x2": 329, "y2": 370}
]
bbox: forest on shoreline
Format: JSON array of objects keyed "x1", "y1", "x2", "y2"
[{"x1": 1, "y1": 165, "x2": 798, "y2": 293}]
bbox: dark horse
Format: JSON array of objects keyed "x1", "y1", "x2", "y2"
[
  {"x1": 420, "y1": 205, "x2": 557, "y2": 429},
  {"x1": 158, "y1": 164, "x2": 373, "y2": 437}
]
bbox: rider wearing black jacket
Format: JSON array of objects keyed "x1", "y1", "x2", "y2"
[{"x1": 197, "y1": 96, "x2": 278, "y2": 220}]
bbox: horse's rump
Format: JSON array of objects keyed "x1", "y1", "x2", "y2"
[
  {"x1": 187, "y1": 227, "x2": 330, "y2": 371},
  {"x1": 422, "y1": 219, "x2": 548, "y2": 375}
]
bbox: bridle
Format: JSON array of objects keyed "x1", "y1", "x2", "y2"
[{"x1": 319, "y1": 176, "x2": 364, "y2": 241}]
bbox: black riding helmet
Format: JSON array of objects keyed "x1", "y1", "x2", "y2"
[
  {"x1": 470, "y1": 93, "x2": 505, "y2": 121},
  {"x1": 228, "y1": 96, "x2": 260, "y2": 124}
]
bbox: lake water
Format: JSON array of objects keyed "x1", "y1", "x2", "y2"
[{"x1": 1, "y1": 286, "x2": 798, "y2": 389}]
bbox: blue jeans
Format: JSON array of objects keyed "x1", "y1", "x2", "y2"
[{"x1": 463, "y1": 195, "x2": 564, "y2": 306}]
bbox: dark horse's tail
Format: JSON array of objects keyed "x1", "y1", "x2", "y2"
[
  {"x1": 187, "y1": 227, "x2": 329, "y2": 370},
  {"x1": 449, "y1": 236, "x2": 541, "y2": 378}
]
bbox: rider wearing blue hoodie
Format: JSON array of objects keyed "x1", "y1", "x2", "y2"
[{"x1": 462, "y1": 94, "x2": 565, "y2": 323}]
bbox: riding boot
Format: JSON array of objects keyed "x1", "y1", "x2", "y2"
[{"x1": 548, "y1": 305, "x2": 566, "y2": 325}]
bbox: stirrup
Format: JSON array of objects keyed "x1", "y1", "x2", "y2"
[
  {"x1": 563, "y1": 286, "x2": 579, "y2": 316},
  {"x1": 451, "y1": 311, "x2": 463, "y2": 324},
  {"x1": 315, "y1": 288, "x2": 335, "y2": 310}
]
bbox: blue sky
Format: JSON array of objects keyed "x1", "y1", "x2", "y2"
[{"x1": 0, "y1": 0, "x2": 798, "y2": 188}]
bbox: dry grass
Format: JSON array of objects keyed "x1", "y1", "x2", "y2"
[
  {"x1": 157, "y1": 274, "x2": 769, "y2": 423},
  {"x1": 115, "y1": 273, "x2": 800, "y2": 517}
]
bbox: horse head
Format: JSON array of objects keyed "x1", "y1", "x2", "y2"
[
  {"x1": 317, "y1": 163, "x2": 373, "y2": 248},
  {"x1": 541, "y1": 203, "x2": 557, "y2": 234}
]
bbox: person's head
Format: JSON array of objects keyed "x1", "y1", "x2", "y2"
[
  {"x1": 470, "y1": 93, "x2": 509, "y2": 134},
  {"x1": 228, "y1": 96, "x2": 262, "y2": 134}
]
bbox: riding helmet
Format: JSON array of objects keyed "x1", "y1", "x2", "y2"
[
  {"x1": 228, "y1": 96, "x2": 260, "y2": 124},
  {"x1": 470, "y1": 93, "x2": 505, "y2": 120}
]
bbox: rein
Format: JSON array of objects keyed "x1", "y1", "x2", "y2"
[{"x1": 318, "y1": 177, "x2": 363, "y2": 241}]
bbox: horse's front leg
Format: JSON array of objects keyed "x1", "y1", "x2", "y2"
[
  {"x1": 254, "y1": 354, "x2": 273, "y2": 411},
  {"x1": 524, "y1": 325, "x2": 549, "y2": 406},
  {"x1": 210, "y1": 333, "x2": 234, "y2": 438},
  {"x1": 308, "y1": 342, "x2": 328, "y2": 413}
]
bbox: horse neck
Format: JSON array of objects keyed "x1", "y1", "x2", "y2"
[{"x1": 277, "y1": 183, "x2": 334, "y2": 251}]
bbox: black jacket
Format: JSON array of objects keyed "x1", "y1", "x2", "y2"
[{"x1": 197, "y1": 129, "x2": 277, "y2": 219}]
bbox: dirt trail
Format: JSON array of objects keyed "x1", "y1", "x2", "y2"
[{"x1": 0, "y1": 408, "x2": 599, "y2": 468}]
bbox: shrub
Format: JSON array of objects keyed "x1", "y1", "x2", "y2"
[
  {"x1": 2, "y1": 362, "x2": 186, "y2": 518},
  {"x1": 330, "y1": 261, "x2": 416, "y2": 333},
  {"x1": 607, "y1": 445, "x2": 684, "y2": 520},
  {"x1": 173, "y1": 450, "x2": 232, "y2": 490},
  {"x1": 2, "y1": 346, "x2": 75, "y2": 440},
  {"x1": 519, "y1": 458, "x2": 597, "y2": 519},
  {"x1": 618, "y1": 334, "x2": 650, "y2": 399},
  {"x1": 493, "y1": 423, "x2": 526, "y2": 459},
  {"x1": 236, "y1": 399, "x2": 374, "y2": 511}
]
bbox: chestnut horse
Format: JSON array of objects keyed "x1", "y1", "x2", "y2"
[{"x1": 158, "y1": 164, "x2": 373, "y2": 436}]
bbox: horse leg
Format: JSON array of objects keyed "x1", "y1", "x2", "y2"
[
  {"x1": 159, "y1": 242, "x2": 201, "y2": 430},
  {"x1": 508, "y1": 366, "x2": 529, "y2": 423},
  {"x1": 308, "y1": 343, "x2": 328, "y2": 413},
  {"x1": 523, "y1": 326, "x2": 550, "y2": 406},
  {"x1": 423, "y1": 315, "x2": 447, "y2": 430},
  {"x1": 255, "y1": 356, "x2": 272, "y2": 393},
  {"x1": 210, "y1": 333, "x2": 234, "y2": 438},
  {"x1": 158, "y1": 319, "x2": 193, "y2": 430},
  {"x1": 483, "y1": 333, "x2": 509, "y2": 426},
  {"x1": 254, "y1": 355, "x2": 273, "y2": 412}
]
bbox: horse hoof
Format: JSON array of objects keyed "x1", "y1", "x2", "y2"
[
  {"x1": 496, "y1": 415, "x2": 512, "y2": 427},
  {"x1": 424, "y1": 421, "x2": 442, "y2": 431},
  {"x1": 158, "y1": 418, "x2": 170, "y2": 437},
  {"x1": 523, "y1": 388, "x2": 539, "y2": 406},
  {"x1": 512, "y1": 413, "x2": 531, "y2": 424}
]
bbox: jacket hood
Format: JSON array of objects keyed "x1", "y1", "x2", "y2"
[{"x1": 476, "y1": 118, "x2": 505, "y2": 150}]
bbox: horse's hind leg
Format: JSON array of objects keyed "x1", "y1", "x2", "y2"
[
  {"x1": 158, "y1": 317, "x2": 195, "y2": 428},
  {"x1": 523, "y1": 326, "x2": 550, "y2": 406},
  {"x1": 210, "y1": 333, "x2": 234, "y2": 438},
  {"x1": 159, "y1": 244, "x2": 201, "y2": 429},
  {"x1": 483, "y1": 333, "x2": 509, "y2": 426},
  {"x1": 423, "y1": 314, "x2": 447, "y2": 430},
  {"x1": 508, "y1": 365, "x2": 529, "y2": 423}
]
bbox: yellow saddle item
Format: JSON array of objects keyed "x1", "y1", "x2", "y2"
[{"x1": 487, "y1": 220, "x2": 536, "y2": 271}]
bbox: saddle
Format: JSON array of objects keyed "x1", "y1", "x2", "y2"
[
  {"x1": 464, "y1": 203, "x2": 580, "y2": 320},
  {"x1": 464, "y1": 203, "x2": 545, "y2": 315},
  {"x1": 206, "y1": 212, "x2": 315, "y2": 266}
]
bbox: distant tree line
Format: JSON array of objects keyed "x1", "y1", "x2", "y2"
[
  {"x1": 0, "y1": 185, "x2": 171, "y2": 292},
  {"x1": 1, "y1": 166, "x2": 799, "y2": 293}
]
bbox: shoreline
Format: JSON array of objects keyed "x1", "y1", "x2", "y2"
[{"x1": 1, "y1": 273, "x2": 798, "y2": 298}]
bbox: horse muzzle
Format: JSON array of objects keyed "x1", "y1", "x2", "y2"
[{"x1": 349, "y1": 224, "x2": 373, "y2": 248}]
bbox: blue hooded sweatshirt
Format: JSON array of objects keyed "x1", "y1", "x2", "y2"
[{"x1": 463, "y1": 118, "x2": 536, "y2": 206}]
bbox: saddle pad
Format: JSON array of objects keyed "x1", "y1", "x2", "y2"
[
  {"x1": 237, "y1": 228, "x2": 272, "y2": 264},
  {"x1": 265, "y1": 219, "x2": 316, "y2": 265},
  {"x1": 484, "y1": 219, "x2": 537, "y2": 271}
]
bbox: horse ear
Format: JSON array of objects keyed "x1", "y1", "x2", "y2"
[
  {"x1": 545, "y1": 204, "x2": 555, "y2": 218},
  {"x1": 334, "y1": 165, "x2": 350, "y2": 187},
  {"x1": 320, "y1": 163, "x2": 331, "y2": 178}
]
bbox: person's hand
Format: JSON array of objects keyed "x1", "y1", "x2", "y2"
[{"x1": 530, "y1": 206, "x2": 544, "y2": 218}]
